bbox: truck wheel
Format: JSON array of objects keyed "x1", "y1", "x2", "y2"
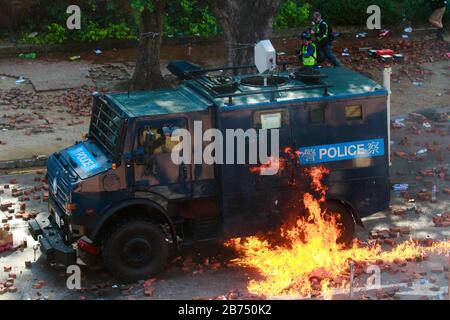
[
  {"x1": 102, "y1": 220, "x2": 169, "y2": 281},
  {"x1": 322, "y1": 201, "x2": 355, "y2": 245}
]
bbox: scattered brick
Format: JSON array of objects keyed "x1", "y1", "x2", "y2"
[
  {"x1": 11, "y1": 190, "x2": 23, "y2": 197},
  {"x1": 394, "y1": 151, "x2": 409, "y2": 159},
  {"x1": 7, "y1": 286, "x2": 17, "y2": 293},
  {"x1": 431, "y1": 265, "x2": 444, "y2": 273},
  {"x1": 391, "y1": 208, "x2": 406, "y2": 216},
  {"x1": 32, "y1": 283, "x2": 43, "y2": 290},
  {"x1": 433, "y1": 212, "x2": 450, "y2": 227},
  {"x1": 400, "y1": 226, "x2": 412, "y2": 235},
  {"x1": 417, "y1": 191, "x2": 432, "y2": 201}
]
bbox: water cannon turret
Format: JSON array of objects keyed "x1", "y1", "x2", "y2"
[{"x1": 254, "y1": 40, "x2": 276, "y2": 74}]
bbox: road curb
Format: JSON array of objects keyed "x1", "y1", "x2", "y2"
[{"x1": 0, "y1": 156, "x2": 48, "y2": 169}]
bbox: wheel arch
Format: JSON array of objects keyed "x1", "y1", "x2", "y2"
[
  {"x1": 91, "y1": 199, "x2": 179, "y2": 250},
  {"x1": 326, "y1": 197, "x2": 363, "y2": 227}
]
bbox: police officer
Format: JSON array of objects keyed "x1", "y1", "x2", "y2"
[
  {"x1": 310, "y1": 11, "x2": 340, "y2": 67},
  {"x1": 299, "y1": 31, "x2": 317, "y2": 68}
]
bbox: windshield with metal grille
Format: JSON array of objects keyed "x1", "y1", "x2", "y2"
[{"x1": 89, "y1": 98, "x2": 124, "y2": 158}]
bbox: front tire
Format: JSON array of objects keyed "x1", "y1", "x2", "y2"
[{"x1": 102, "y1": 220, "x2": 169, "y2": 281}]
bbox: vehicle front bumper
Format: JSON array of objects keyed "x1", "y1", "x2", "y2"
[{"x1": 28, "y1": 219, "x2": 77, "y2": 267}]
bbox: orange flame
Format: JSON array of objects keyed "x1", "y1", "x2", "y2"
[
  {"x1": 249, "y1": 156, "x2": 286, "y2": 175},
  {"x1": 226, "y1": 166, "x2": 450, "y2": 298}
]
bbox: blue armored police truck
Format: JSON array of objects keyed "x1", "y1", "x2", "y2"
[{"x1": 29, "y1": 61, "x2": 390, "y2": 281}]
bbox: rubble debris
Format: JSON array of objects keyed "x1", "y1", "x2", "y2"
[
  {"x1": 356, "y1": 32, "x2": 368, "y2": 38},
  {"x1": 15, "y1": 76, "x2": 26, "y2": 85},
  {"x1": 417, "y1": 191, "x2": 432, "y2": 202},
  {"x1": 392, "y1": 184, "x2": 409, "y2": 191},
  {"x1": 143, "y1": 278, "x2": 156, "y2": 297},
  {"x1": 416, "y1": 148, "x2": 428, "y2": 155},
  {"x1": 432, "y1": 212, "x2": 450, "y2": 227},
  {"x1": 378, "y1": 29, "x2": 392, "y2": 38},
  {"x1": 400, "y1": 226, "x2": 412, "y2": 235},
  {"x1": 430, "y1": 264, "x2": 444, "y2": 273},
  {"x1": 7, "y1": 286, "x2": 17, "y2": 293},
  {"x1": 391, "y1": 207, "x2": 407, "y2": 216}
]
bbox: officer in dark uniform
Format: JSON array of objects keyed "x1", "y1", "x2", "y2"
[{"x1": 310, "y1": 11, "x2": 340, "y2": 67}]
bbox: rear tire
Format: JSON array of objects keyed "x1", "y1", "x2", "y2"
[
  {"x1": 102, "y1": 220, "x2": 169, "y2": 281},
  {"x1": 322, "y1": 201, "x2": 355, "y2": 245}
]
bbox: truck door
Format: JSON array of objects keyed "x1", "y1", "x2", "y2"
[
  {"x1": 243, "y1": 108, "x2": 294, "y2": 233},
  {"x1": 133, "y1": 118, "x2": 191, "y2": 197},
  {"x1": 252, "y1": 108, "x2": 293, "y2": 188}
]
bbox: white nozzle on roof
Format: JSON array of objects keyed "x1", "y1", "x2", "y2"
[{"x1": 255, "y1": 40, "x2": 276, "y2": 74}]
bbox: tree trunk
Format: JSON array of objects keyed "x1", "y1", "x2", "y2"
[
  {"x1": 206, "y1": 0, "x2": 281, "y2": 73},
  {"x1": 0, "y1": 0, "x2": 40, "y2": 31},
  {"x1": 131, "y1": 0, "x2": 167, "y2": 91}
]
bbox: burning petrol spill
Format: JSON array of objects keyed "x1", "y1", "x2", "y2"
[{"x1": 226, "y1": 166, "x2": 450, "y2": 299}]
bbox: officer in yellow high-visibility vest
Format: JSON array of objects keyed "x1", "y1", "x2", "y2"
[{"x1": 300, "y1": 31, "x2": 317, "y2": 68}]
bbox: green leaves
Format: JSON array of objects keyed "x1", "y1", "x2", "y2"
[
  {"x1": 131, "y1": 0, "x2": 155, "y2": 12},
  {"x1": 23, "y1": 23, "x2": 67, "y2": 45},
  {"x1": 274, "y1": 0, "x2": 312, "y2": 29},
  {"x1": 164, "y1": 0, "x2": 219, "y2": 37},
  {"x1": 78, "y1": 22, "x2": 137, "y2": 42}
]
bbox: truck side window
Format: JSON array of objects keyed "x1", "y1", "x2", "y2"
[
  {"x1": 345, "y1": 105, "x2": 362, "y2": 121},
  {"x1": 309, "y1": 105, "x2": 325, "y2": 124},
  {"x1": 137, "y1": 120, "x2": 185, "y2": 155}
]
